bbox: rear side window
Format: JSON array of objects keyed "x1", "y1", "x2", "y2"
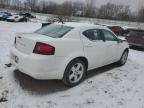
[
  {"x1": 83, "y1": 29, "x2": 103, "y2": 41},
  {"x1": 35, "y1": 24, "x2": 74, "y2": 38},
  {"x1": 101, "y1": 29, "x2": 118, "y2": 41}
]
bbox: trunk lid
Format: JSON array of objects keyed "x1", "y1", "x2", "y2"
[{"x1": 15, "y1": 33, "x2": 55, "y2": 54}]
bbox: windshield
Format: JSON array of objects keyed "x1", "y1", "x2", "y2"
[{"x1": 35, "y1": 24, "x2": 74, "y2": 38}]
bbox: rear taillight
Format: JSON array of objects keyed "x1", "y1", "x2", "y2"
[{"x1": 33, "y1": 42, "x2": 55, "y2": 55}]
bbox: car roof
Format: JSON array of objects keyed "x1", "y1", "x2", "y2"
[
  {"x1": 99, "y1": 23, "x2": 121, "y2": 27},
  {"x1": 55, "y1": 22, "x2": 107, "y2": 29}
]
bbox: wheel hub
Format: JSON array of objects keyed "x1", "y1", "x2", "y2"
[{"x1": 69, "y1": 63, "x2": 84, "y2": 83}]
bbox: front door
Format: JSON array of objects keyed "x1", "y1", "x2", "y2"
[{"x1": 101, "y1": 29, "x2": 119, "y2": 64}]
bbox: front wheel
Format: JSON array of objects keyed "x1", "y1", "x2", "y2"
[
  {"x1": 62, "y1": 59, "x2": 86, "y2": 87},
  {"x1": 117, "y1": 50, "x2": 128, "y2": 66}
]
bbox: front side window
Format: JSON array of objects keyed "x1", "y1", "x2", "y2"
[
  {"x1": 83, "y1": 29, "x2": 103, "y2": 41},
  {"x1": 102, "y1": 29, "x2": 118, "y2": 41},
  {"x1": 35, "y1": 24, "x2": 74, "y2": 38}
]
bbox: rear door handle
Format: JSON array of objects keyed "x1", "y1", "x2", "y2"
[{"x1": 85, "y1": 44, "x2": 93, "y2": 48}]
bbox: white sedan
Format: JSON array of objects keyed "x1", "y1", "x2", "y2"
[
  {"x1": 7, "y1": 14, "x2": 27, "y2": 22},
  {"x1": 10, "y1": 22, "x2": 129, "y2": 87}
]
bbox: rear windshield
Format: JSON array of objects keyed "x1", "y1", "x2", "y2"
[{"x1": 35, "y1": 24, "x2": 74, "y2": 38}]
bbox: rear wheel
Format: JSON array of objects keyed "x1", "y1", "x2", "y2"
[
  {"x1": 62, "y1": 59, "x2": 86, "y2": 87},
  {"x1": 118, "y1": 50, "x2": 128, "y2": 66}
]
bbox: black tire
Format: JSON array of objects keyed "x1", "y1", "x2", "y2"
[
  {"x1": 117, "y1": 49, "x2": 128, "y2": 66},
  {"x1": 62, "y1": 59, "x2": 86, "y2": 87}
]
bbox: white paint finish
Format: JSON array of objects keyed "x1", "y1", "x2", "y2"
[
  {"x1": 10, "y1": 22, "x2": 129, "y2": 80},
  {"x1": 7, "y1": 15, "x2": 24, "y2": 22},
  {"x1": 82, "y1": 37, "x2": 107, "y2": 69}
]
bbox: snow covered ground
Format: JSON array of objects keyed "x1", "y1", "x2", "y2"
[{"x1": 0, "y1": 21, "x2": 144, "y2": 108}]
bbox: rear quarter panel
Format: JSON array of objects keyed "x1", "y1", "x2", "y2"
[{"x1": 38, "y1": 33, "x2": 85, "y2": 79}]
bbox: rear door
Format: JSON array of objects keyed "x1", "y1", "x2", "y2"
[
  {"x1": 82, "y1": 29, "x2": 106, "y2": 70},
  {"x1": 101, "y1": 29, "x2": 120, "y2": 64}
]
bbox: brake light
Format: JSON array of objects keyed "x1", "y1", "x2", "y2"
[{"x1": 33, "y1": 42, "x2": 55, "y2": 55}]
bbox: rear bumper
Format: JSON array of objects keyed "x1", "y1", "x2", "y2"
[{"x1": 10, "y1": 47, "x2": 65, "y2": 80}]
